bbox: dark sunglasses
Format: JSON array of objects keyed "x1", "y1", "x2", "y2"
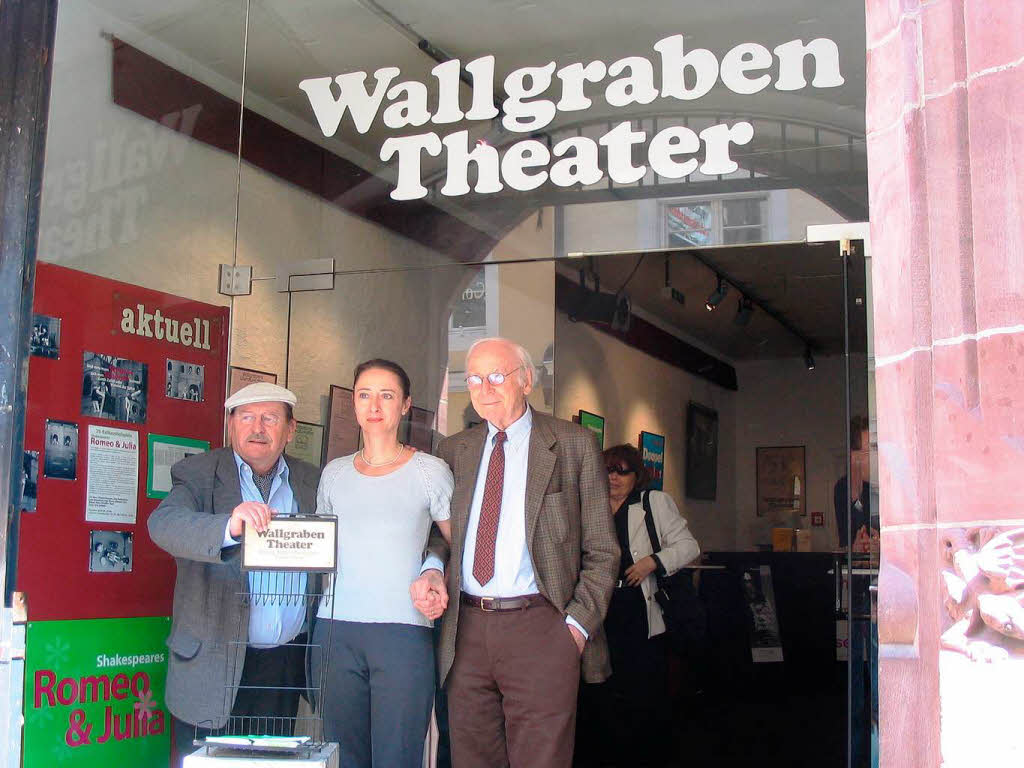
[{"x1": 606, "y1": 465, "x2": 635, "y2": 476}]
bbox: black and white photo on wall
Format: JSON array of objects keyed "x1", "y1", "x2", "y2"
[
  {"x1": 89, "y1": 530, "x2": 133, "y2": 573},
  {"x1": 81, "y1": 351, "x2": 148, "y2": 424},
  {"x1": 165, "y1": 358, "x2": 204, "y2": 402},
  {"x1": 44, "y1": 420, "x2": 78, "y2": 480},
  {"x1": 685, "y1": 401, "x2": 718, "y2": 501},
  {"x1": 21, "y1": 450, "x2": 39, "y2": 511},
  {"x1": 29, "y1": 314, "x2": 61, "y2": 359}
]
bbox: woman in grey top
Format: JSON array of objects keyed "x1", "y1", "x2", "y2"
[{"x1": 312, "y1": 359, "x2": 452, "y2": 768}]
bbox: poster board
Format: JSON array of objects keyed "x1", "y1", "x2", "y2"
[
  {"x1": 404, "y1": 406, "x2": 435, "y2": 453},
  {"x1": 639, "y1": 431, "x2": 665, "y2": 491},
  {"x1": 324, "y1": 385, "x2": 360, "y2": 464},
  {"x1": 578, "y1": 410, "x2": 605, "y2": 449},
  {"x1": 227, "y1": 366, "x2": 277, "y2": 397},
  {"x1": 19, "y1": 262, "x2": 229, "y2": 622},
  {"x1": 756, "y1": 445, "x2": 807, "y2": 517},
  {"x1": 23, "y1": 617, "x2": 171, "y2": 767},
  {"x1": 146, "y1": 434, "x2": 210, "y2": 499},
  {"x1": 286, "y1": 422, "x2": 325, "y2": 467},
  {"x1": 685, "y1": 402, "x2": 718, "y2": 500}
]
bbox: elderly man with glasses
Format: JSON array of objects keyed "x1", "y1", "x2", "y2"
[{"x1": 411, "y1": 337, "x2": 619, "y2": 768}]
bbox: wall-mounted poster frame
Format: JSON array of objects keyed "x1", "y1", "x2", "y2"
[
  {"x1": 147, "y1": 433, "x2": 211, "y2": 498},
  {"x1": 287, "y1": 421, "x2": 325, "y2": 467},
  {"x1": 756, "y1": 445, "x2": 806, "y2": 517},
  {"x1": 578, "y1": 410, "x2": 605, "y2": 448},
  {"x1": 639, "y1": 431, "x2": 666, "y2": 491},
  {"x1": 325, "y1": 385, "x2": 360, "y2": 464},
  {"x1": 685, "y1": 402, "x2": 718, "y2": 500},
  {"x1": 227, "y1": 366, "x2": 277, "y2": 397},
  {"x1": 404, "y1": 406, "x2": 435, "y2": 453}
]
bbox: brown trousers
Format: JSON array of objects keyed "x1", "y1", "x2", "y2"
[{"x1": 448, "y1": 598, "x2": 581, "y2": 768}]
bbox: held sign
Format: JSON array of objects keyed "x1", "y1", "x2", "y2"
[
  {"x1": 242, "y1": 515, "x2": 339, "y2": 573},
  {"x1": 23, "y1": 617, "x2": 171, "y2": 768}
]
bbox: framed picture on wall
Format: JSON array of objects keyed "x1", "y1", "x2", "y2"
[
  {"x1": 578, "y1": 410, "x2": 605, "y2": 448},
  {"x1": 756, "y1": 445, "x2": 806, "y2": 517},
  {"x1": 685, "y1": 402, "x2": 718, "y2": 500},
  {"x1": 638, "y1": 431, "x2": 665, "y2": 491},
  {"x1": 403, "y1": 406, "x2": 435, "y2": 453},
  {"x1": 287, "y1": 421, "x2": 325, "y2": 467},
  {"x1": 227, "y1": 366, "x2": 277, "y2": 397},
  {"x1": 325, "y1": 385, "x2": 360, "y2": 464}
]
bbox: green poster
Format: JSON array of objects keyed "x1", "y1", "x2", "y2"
[
  {"x1": 578, "y1": 410, "x2": 605, "y2": 448},
  {"x1": 23, "y1": 617, "x2": 171, "y2": 768}
]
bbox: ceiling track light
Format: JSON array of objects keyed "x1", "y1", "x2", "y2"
[
  {"x1": 734, "y1": 296, "x2": 754, "y2": 326},
  {"x1": 804, "y1": 346, "x2": 816, "y2": 370},
  {"x1": 705, "y1": 277, "x2": 727, "y2": 311}
]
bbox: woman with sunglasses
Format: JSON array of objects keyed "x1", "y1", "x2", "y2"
[
  {"x1": 312, "y1": 359, "x2": 452, "y2": 768},
  {"x1": 582, "y1": 443, "x2": 700, "y2": 766}
]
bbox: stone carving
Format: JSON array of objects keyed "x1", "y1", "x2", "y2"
[{"x1": 940, "y1": 527, "x2": 1024, "y2": 662}]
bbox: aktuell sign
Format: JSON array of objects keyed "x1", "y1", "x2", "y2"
[{"x1": 300, "y1": 35, "x2": 845, "y2": 201}]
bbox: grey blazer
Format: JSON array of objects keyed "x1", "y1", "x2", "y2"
[
  {"x1": 148, "y1": 447, "x2": 320, "y2": 728},
  {"x1": 432, "y1": 410, "x2": 619, "y2": 685}
]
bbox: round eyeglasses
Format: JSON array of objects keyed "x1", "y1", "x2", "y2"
[{"x1": 465, "y1": 365, "x2": 523, "y2": 388}]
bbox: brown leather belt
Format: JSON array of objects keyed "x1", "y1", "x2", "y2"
[{"x1": 460, "y1": 592, "x2": 547, "y2": 612}]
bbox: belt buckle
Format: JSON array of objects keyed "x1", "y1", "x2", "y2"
[{"x1": 479, "y1": 596, "x2": 498, "y2": 612}]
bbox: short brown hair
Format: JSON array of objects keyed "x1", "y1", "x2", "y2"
[{"x1": 603, "y1": 443, "x2": 649, "y2": 489}]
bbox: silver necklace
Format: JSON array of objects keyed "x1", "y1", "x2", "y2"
[{"x1": 360, "y1": 443, "x2": 404, "y2": 467}]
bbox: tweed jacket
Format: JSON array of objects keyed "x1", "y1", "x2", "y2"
[
  {"x1": 432, "y1": 409, "x2": 619, "y2": 685},
  {"x1": 147, "y1": 447, "x2": 320, "y2": 728}
]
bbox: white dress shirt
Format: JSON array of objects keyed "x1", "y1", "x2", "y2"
[
  {"x1": 459, "y1": 409, "x2": 587, "y2": 637},
  {"x1": 222, "y1": 453, "x2": 306, "y2": 648}
]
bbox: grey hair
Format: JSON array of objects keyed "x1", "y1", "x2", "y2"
[{"x1": 466, "y1": 337, "x2": 535, "y2": 387}]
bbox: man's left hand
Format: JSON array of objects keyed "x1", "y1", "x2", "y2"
[
  {"x1": 567, "y1": 624, "x2": 586, "y2": 655},
  {"x1": 624, "y1": 555, "x2": 658, "y2": 586}
]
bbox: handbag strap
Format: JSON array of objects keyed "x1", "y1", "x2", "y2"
[{"x1": 641, "y1": 490, "x2": 663, "y2": 554}]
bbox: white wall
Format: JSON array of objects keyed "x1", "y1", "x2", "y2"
[
  {"x1": 553, "y1": 312, "x2": 737, "y2": 551},
  {"x1": 733, "y1": 354, "x2": 867, "y2": 550}
]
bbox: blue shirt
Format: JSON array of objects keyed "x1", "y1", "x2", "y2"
[{"x1": 231, "y1": 453, "x2": 307, "y2": 648}]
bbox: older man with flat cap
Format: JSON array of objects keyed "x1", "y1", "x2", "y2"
[{"x1": 149, "y1": 383, "x2": 321, "y2": 765}]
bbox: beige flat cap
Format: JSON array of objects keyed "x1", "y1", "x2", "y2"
[{"x1": 224, "y1": 382, "x2": 297, "y2": 410}]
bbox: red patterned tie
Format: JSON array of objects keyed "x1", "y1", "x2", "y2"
[{"x1": 472, "y1": 431, "x2": 507, "y2": 585}]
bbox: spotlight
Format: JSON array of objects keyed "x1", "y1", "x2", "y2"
[
  {"x1": 804, "y1": 346, "x2": 815, "y2": 370},
  {"x1": 705, "y1": 278, "x2": 727, "y2": 311},
  {"x1": 734, "y1": 296, "x2": 754, "y2": 326}
]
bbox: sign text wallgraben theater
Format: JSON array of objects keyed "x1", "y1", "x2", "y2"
[{"x1": 300, "y1": 34, "x2": 845, "y2": 200}]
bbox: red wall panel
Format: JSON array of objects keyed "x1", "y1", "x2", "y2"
[{"x1": 18, "y1": 262, "x2": 229, "y2": 621}]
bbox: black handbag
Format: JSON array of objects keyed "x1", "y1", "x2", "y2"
[{"x1": 641, "y1": 490, "x2": 708, "y2": 657}]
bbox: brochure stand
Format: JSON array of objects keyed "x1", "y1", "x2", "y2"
[{"x1": 184, "y1": 515, "x2": 338, "y2": 767}]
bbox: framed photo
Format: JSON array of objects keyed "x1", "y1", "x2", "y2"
[
  {"x1": 147, "y1": 433, "x2": 211, "y2": 498},
  {"x1": 578, "y1": 410, "x2": 605, "y2": 448},
  {"x1": 324, "y1": 385, "x2": 360, "y2": 464},
  {"x1": 44, "y1": 420, "x2": 78, "y2": 480},
  {"x1": 242, "y1": 514, "x2": 338, "y2": 573},
  {"x1": 21, "y1": 450, "x2": 39, "y2": 511},
  {"x1": 30, "y1": 314, "x2": 61, "y2": 359},
  {"x1": 685, "y1": 402, "x2": 718, "y2": 500},
  {"x1": 403, "y1": 406, "x2": 435, "y2": 453},
  {"x1": 166, "y1": 358, "x2": 205, "y2": 402},
  {"x1": 756, "y1": 445, "x2": 807, "y2": 517},
  {"x1": 81, "y1": 351, "x2": 148, "y2": 424},
  {"x1": 89, "y1": 530, "x2": 133, "y2": 573},
  {"x1": 287, "y1": 422, "x2": 325, "y2": 467},
  {"x1": 228, "y1": 366, "x2": 277, "y2": 397},
  {"x1": 638, "y1": 431, "x2": 666, "y2": 491}
]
